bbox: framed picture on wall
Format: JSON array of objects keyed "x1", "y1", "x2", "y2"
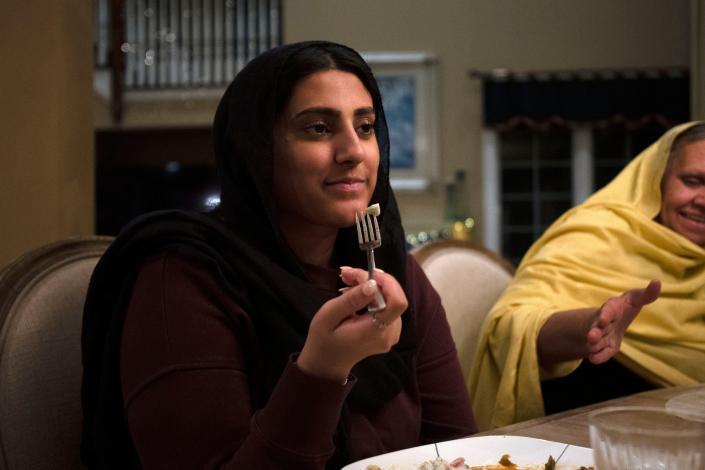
[{"x1": 362, "y1": 52, "x2": 439, "y2": 191}]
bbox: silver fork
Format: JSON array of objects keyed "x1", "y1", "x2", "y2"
[{"x1": 355, "y1": 211, "x2": 387, "y2": 311}]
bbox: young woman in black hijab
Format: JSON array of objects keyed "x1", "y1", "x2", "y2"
[{"x1": 81, "y1": 40, "x2": 475, "y2": 470}]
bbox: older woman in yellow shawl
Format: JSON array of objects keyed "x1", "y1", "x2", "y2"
[{"x1": 469, "y1": 121, "x2": 705, "y2": 430}]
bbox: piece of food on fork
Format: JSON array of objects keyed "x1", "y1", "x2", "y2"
[
  {"x1": 355, "y1": 204, "x2": 387, "y2": 312},
  {"x1": 366, "y1": 203, "x2": 381, "y2": 217}
]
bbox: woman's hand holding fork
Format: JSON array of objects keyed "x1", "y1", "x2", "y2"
[{"x1": 296, "y1": 267, "x2": 408, "y2": 384}]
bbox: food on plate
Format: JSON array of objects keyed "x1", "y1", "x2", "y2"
[
  {"x1": 543, "y1": 455, "x2": 555, "y2": 470},
  {"x1": 498, "y1": 454, "x2": 515, "y2": 467},
  {"x1": 366, "y1": 203, "x2": 381, "y2": 217},
  {"x1": 365, "y1": 457, "x2": 467, "y2": 469},
  {"x1": 364, "y1": 454, "x2": 594, "y2": 470}
]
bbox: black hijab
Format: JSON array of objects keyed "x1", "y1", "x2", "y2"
[{"x1": 81, "y1": 41, "x2": 416, "y2": 469}]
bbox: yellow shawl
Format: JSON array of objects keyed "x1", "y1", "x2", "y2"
[{"x1": 469, "y1": 122, "x2": 705, "y2": 430}]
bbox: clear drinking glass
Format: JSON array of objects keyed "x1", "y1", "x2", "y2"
[
  {"x1": 666, "y1": 387, "x2": 705, "y2": 423},
  {"x1": 589, "y1": 406, "x2": 705, "y2": 470}
]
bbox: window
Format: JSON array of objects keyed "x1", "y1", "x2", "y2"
[
  {"x1": 500, "y1": 128, "x2": 572, "y2": 264},
  {"x1": 483, "y1": 124, "x2": 671, "y2": 266},
  {"x1": 477, "y1": 68, "x2": 688, "y2": 265},
  {"x1": 592, "y1": 123, "x2": 666, "y2": 190}
]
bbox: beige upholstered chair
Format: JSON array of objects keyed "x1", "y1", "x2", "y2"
[
  {"x1": 411, "y1": 239, "x2": 514, "y2": 382},
  {"x1": 0, "y1": 237, "x2": 112, "y2": 470}
]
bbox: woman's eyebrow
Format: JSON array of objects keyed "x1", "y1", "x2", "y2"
[
  {"x1": 679, "y1": 171, "x2": 705, "y2": 179},
  {"x1": 293, "y1": 106, "x2": 375, "y2": 119},
  {"x1": 354, "y1": 106, "x2": 375, "y2": 116},
  {"x1": 294, "y1": 107, "x2": 339, "y2": 119}
]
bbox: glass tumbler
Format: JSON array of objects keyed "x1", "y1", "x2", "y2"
[{"x1": 589, "y1": 406, "x2": 705, "y2": 470}]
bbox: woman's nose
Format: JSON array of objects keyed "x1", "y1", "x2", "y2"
[
  {"x1": 334, "y1": 126, "x2": 365, "y2": 164},
  {"x1": 694, "y1": 191, "x2": 705, "y2": 208}
]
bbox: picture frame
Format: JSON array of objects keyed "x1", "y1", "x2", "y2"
[{"x1": 362, "y1": 52, "x2": 439, "y2": 191}]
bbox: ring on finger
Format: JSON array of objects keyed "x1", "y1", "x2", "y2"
[{"x1": 371, "y1": 312, "x2": 389, "y2": 330}]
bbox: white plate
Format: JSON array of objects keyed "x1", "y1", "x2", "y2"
[
  {"x1": 342, "y1": 435, "x2": 593, "y2": 470},
  {"x1": 341, "y1": 443, "x2": 438, "y2": 470}
]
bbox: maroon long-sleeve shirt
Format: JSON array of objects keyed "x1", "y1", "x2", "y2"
[{"x1": 120, "y1": 253, "x2": 476, "y2": 469}]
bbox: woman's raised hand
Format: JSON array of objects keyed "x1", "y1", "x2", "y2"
[
  {"x1": 586, "y1": 280, "x2": 661, "y2": 364},
  {"x1": 296, "y1": 267, "x2": 408, "y2": 384}
]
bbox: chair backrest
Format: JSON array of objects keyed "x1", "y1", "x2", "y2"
[
  {"x1": 411, "y1": 239, "x2": 514, "y2": 381},
  {"x1": 0, "y1": 237, "x2": 112, "y2": 470}
]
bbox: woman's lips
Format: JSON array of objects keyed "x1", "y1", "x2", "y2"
[
  {"x1": 325, "y1": 178, "x2": 366, "y2": 192},
  {"x1": 680, "y1": 211, "x2": 705, "y2": 224}
]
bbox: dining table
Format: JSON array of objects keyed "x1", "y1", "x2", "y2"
[
  {"x1": 343, "y1": 385, "x2": 705, "y2": 469},
  {"x1": 473, "y1": 383, "x2": 705, "y2": 448}
]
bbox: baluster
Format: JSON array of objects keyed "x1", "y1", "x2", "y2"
[
  {"x1": 104, "y1": 0, "x2": 281, "y2": 92},
  {"x1": 225, "y1": 0, "x2": 234, "y2": 81}
]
